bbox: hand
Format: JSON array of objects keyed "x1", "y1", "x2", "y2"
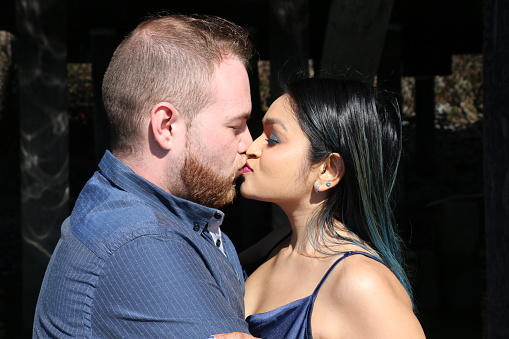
[{"x1": 208, "y1": 332, "x2": 260, "y2": 339}]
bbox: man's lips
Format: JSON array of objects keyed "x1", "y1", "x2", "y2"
[{"x1": 240, "y1": 162, "x2": 253, "y2": 174}]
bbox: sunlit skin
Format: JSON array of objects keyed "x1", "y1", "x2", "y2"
[
  {"x1": 186, "y1": 56, "x2": 253, "y2": 185},
  {"x1": 158, "y1": 56, "x2": 253, "y2": 207},
  {"x1": 240, "y1": 95, "x2": 323, "y2": 212},
  {"x1": 173, "y1": 57, "x2": 253, "y2": 207},
  {"x1": 131, "y1": 56, "x2": 253, "y2": 208}
]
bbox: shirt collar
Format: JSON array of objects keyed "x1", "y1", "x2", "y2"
[{"x1": 98, "y1": 150, "x2": 223, "y2": 232}]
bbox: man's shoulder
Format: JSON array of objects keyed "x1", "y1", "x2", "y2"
[{"x1": 69, "y1": 173, "x2": 188, "y2": 258}]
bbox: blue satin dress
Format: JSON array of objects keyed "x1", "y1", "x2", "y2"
[{"x1": 246, "y1": 251, "x2": 381, "y2": 339}]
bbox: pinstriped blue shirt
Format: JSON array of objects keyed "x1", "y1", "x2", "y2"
[{"x1": 33, "y1": 151, "x2": 249, "y2": 338}]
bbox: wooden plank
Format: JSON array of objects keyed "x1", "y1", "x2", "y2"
[
  {"x1": 414, "y1": 76, "x2": 436, "y2": 174},
  {"x1": 15, "y1": 0, "x2": 68, "y2": 336},
  {"x1": 483, "y1": 0, "x2": 509, "y2": 338},
  {"x1": 0, "y1": 29, "x2": 23, "y2": 339},
  {"x1": 90, "y1": 28, "x2": 116, "y2": 163},
  {"x1": 321, "y1": 0, "x2": 394, "y2": 80},
  {"x1": 269, "y1": 0, "x2": 309, "y2": 100},
  {"x1": 268, "y1": 0, "x2": 310, "y2": 230}
]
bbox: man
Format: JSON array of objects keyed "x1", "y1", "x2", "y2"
[{"x1": 34, "y1": 14, "x2": 254, "y2": 338}]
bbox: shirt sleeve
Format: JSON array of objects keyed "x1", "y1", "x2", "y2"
[{"x1": 91, "y1": 233, "x2": 249, "y2": 338}]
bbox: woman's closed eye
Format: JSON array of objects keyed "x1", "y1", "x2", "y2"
[{"x1": 265, "y1": 133, "x2": 280, "y2": 145}]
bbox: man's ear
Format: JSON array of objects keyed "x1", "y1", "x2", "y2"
[
  {"x1": 150, "y1": 102, "x2": 184, "y2": 151},
  {"x1": 314, "y1": 153, "x2": 345, "y2": 192}
]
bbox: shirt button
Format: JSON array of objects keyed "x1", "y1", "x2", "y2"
[
  {"x1": 216, "y1": 239, "x2": 221, "y2": 247},
  {"x1": 193, "y1": 222, "x2": 200, "y2": 232},
  {"x1": 214, "y1": 212, "x2": 222, "y2": 219}
]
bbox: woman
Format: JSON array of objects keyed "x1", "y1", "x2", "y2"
[{"x1": 215, "y1": 78, "x2": 425, "y2": 339}]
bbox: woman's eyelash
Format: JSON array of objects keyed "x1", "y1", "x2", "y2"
[{"x1": 265, "y1": 134, "x2": 280, "y2": 144}]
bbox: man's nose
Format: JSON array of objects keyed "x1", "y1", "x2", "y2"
[{"x1": 239, "y1": 126, "x2": 253, "y2": 153}]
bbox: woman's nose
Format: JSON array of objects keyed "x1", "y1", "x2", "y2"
[{"x1": 246, "y1": 135, "x2": 263, "y2": 158}]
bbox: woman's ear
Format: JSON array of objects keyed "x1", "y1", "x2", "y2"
[
  {"x1": 314, "y1": 153, "x2": 345, "y2": 192},
  {"x1": 150, "y1": 102, "x2": 184, "y2": 151}
]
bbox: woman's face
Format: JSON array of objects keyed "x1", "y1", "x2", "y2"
[{"x1": 240, "y1": 95, "x2": 321, "y2": 206}]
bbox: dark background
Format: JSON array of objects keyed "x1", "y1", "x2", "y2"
[{"x1": 0, "y1": 0, "x2": 501, "y2": 338}]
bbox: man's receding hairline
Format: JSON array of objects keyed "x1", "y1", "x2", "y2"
[{"x1": 186, "y1": 55, "x2": 249, "y2": 125}]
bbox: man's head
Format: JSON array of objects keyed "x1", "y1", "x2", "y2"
[
  {"x1": 102, "y1": 14, "x2": 254, "y2": 208},
  {"x1": 102, "y1": 14, "x2": 253, "y2": 156},
  {"x1": 173, "y1": 57, "x2": 253, "y2": 208}
]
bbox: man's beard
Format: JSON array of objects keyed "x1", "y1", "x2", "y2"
[{"x1": 178, "y1": 151, "x2": 238, "y2": 209}]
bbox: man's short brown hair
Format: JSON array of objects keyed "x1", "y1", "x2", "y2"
[{"x1": 102, "y1": 14, "x2": 253, "y2": 155}]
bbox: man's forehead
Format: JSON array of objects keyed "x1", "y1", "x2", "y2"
[
  {"x1": 194, "y1": 108, "x2": 251, "y2": 124},
  {"x1": 229, "y1": 111, "x2": 251, "y2": 120}
]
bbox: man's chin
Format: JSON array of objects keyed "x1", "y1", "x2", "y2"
[
  {"x1": 206, "y1": 187, "x2": 237, "y2": 208},
  {"x1": 179, "y1": 153, "x2": 241, "y2": 208}
]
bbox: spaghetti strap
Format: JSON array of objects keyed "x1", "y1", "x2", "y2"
[
  {"x1": 246, "y1": 250, "x2": 385, "y2": 339},
  {"x1": 311, "y1": 251, "x2": 383, "y2": 299}
]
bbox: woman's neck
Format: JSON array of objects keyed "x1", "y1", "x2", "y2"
[
  {"x1": 279, "y1": 202, "x2": 364, "y2": 257},
  {"x1": 279, "y1": 203, "x2": 322, "y2": 255}
]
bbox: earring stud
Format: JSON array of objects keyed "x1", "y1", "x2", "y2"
[
  {"x1": 314, "y1": 183, "x2": 321, "y2": 193},
  {"x1": 326, "y1": 182, "x2": 332, "y2": 187}
]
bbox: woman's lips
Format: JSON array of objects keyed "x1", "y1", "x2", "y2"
[{"x1": 241, "y1": 162, "x2": 253, "y2": 174}]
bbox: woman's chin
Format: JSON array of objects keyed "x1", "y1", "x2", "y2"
[
  {"x1": 239, "y1": 185, "x2": 262, "y2": 201},
  {"x1": 239, "y1": 185, "x2": 251, "y2": 199}
]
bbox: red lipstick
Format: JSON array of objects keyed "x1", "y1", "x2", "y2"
[{"x1": 241, "y1": 162, "x2": 253, "y2": 174}]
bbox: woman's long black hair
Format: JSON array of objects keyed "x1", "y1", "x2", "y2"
[{"x1": 285, "y1": 78, "x2": 412, "y2": 301}]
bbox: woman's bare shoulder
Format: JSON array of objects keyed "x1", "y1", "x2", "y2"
[
  {"x1": 339, "y1": 254, "x2": 407, "y2": 297},
  {"x1": 314, "y1": 253, "x2": 426, "y2": 338}
]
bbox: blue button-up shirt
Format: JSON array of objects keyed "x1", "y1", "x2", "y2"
[{"x1": 33, "y1": 151, "x2": 249, "y2": 338}]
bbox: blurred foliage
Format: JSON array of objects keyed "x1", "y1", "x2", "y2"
[
  {"x1": 400, "y1": 54, "x2": 484, "y2": 209},
  {"x1": 67, "y1": 63, "x2": 94, "y2": 126},
  {"x1": 0, "y1": 31, "x2": 15, "y2": 123},
  {"x1": 1, "y1": 53, "x2": 485, "y2": 193},
  {"x1": 0, "y1": 31, "x2": 19, "y2": 198},
  {"x1": 65, "y1": 55, "x2": 484, "y2": 135},
  {"x1": 434, "y1": 55, "x2": 483, "y2": 132},
  {"x1": 401, "y1": 54, "x2": 483, "y2": 132},
  {"x1": 1, "y1": 53, "x2": 485, "y2": 149},
  {"x1": 257, "y1": 60, "x2": 271, "y2": 112}
]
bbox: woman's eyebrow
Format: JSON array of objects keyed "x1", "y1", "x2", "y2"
[{"x1": 261, "y1": 117, "x2": 288, "y2": 132}]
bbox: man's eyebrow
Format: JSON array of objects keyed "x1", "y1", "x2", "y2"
[
  {"x1": 227, "y1": 112, "x2": 251, "y2": 123},
  {"x1": 262, "y1": 117, "x2": 288, "y2": 132}
]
